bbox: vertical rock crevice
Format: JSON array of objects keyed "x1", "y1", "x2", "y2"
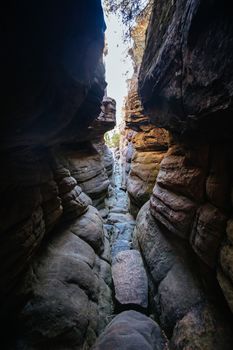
[{"x1": 1, "y1": 0, "x2": 233, "y2": 349}]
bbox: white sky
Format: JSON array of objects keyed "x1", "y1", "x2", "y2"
[{"x1": 104, "y1": 14, "x2": 133, "y2": 125}]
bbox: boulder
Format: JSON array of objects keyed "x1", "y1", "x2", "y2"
[
  {"x1": 155, "y1": 262, "x2": 204, "y2": 332},
  {"x1": 92, "y1": 311, "x2": 169, "y2": 350},
  {"x1": 134, "y1": 201, "x2": 178, "y2": 284},
  {"x1": 171, "y1": 303, "x2": 233, "y2": 350},
  {"x1": 70, "y1": 205, "x2": 104, "y2": 255},
  {"x1": 16, "y1": 227, "x2": 112, "y2": 349},
  {"x1": 112, "y1": 250, "x2": 148, "y2": 308}
]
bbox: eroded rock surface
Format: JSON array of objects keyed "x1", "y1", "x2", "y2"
[
  {"x1": 92, "y1": 311, "x2": 169, "y2": 350},
  {"x1": 134, "y1": 202, "x2": 233, "y2": 343},
  {"x1": 121, "y1": 7, "x2": 168, "y2": 217},
  {"x1": 17, "y1": 216, "x2": 113, "y2": 349},
  {"x1": 139, "y1": 0, "x2": 233, "y2": 136},
  {"x1": 112, "y1": 250, "x2": 148, "y2": 308}
]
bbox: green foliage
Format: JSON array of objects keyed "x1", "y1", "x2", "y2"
[
  {"x1": 104, "y1": 131, "x2": 120, "y2": 148},
  {"x1": 104, "y1": 0, "x2": 152, "y2": 39}
]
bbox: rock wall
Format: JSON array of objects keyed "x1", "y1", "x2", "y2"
[
  {"x1": 121, "y1": 7, "x2": 169, "y2": 217},
  {"x1": 0, "y1": 1, "x2": 115, "y2": 348},
  {"x1": 132, "y1": 0, "x2": 233, "y2": 347},
  {"x1": 123, "y1": 75, "x2": 169, "y2": 216},
  {"x1": 139, "y1": 0, "x2": 233, "y2": 137}
]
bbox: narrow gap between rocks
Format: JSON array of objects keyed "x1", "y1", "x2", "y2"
[{"x1": 1, "y1": 1, "x2": 233, "y2": 349}]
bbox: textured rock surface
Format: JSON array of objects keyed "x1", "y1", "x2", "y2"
[
  {"x1": 2, "y1": 0, "x2": 233, "y2": 348},
  {"x1": 134, "y1": 202, "x2": 233, "y2": 339},
  {"x1": 150, "y1": 184, "x2": 197, "y2": 239},
  {"x1": 139, "y1": 0, "x2": 233, "y2": 136},
  {"x1": 190, "y1": 203, "x2": 227, "y2": 267},
  {"x1": 70, "y1": 205, "x2": 105, "y2": 254},
  {"x1": 92, "y1": 311, "x2": 168, "y2": 350},
  {"x1": 156, "y1": 141, "x2": 209, "y2": 202},
  {"x1": 218, "y1": 217, "x2": 233, "y2": 313},
  {"x1": 171, "y1": 303, "x2": 233, "y2": 350},
  {"x1": 16, "y1": 217, "x2": 113, "y2": 349},
  {"x1": 0, "y1": 1, "x2": 117, "y2": 348},
  {"x1": 121, "y1": 0, "x2": 233, "y2": 347},
  {"x1": 64, "y1": 147, "x2": 110, "y2": 209},
  {"x1": 112, "y1": 250, "x2": 148, "y2": 308},
  {"x1": 122, "y1": 74, "x2": 168, "y2": 216},
  {"x1": 121, "y1": 7, "x2": 168, "y2": 216}
]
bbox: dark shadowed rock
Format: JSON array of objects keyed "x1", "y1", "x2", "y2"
[
  {"x1": 171, "y1": 303, "x2": 233, "y2": 350},
  {"x1": 134, "y1": 201, "x2": 178, "y2": 284},
  {"x1": 139, "y1": 0, "x2": 233, "y2": 137},
  {"x1": 155, "y1": 262, "x2": 204, "y2": 332},
  {"x1": 70, "y1": 205, "x2": 105, "y2": 255},
  {"x1": 92, "y1": 311, "x2": 169, "y2": 350},
  {"x1": 1, "y1": 0, "x2": 106, "y2": 148},
  {"x1": 16, "y1": 228, "x2": 112, "y2": 349},
  {"x1": 218, "y1": 218, "x2": 233, "y2": 313},
  {"x1": 190, "y1": 203, "x2": 227, "y2": 267}
]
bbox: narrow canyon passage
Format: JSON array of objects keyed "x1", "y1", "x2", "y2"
[{"x1": 1, "y1": 1, "x2": 233, "y2": 349}]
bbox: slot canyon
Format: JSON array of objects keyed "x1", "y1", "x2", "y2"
[{"x1": 1, "y1": 0, "x2": 233, "y2": 349}]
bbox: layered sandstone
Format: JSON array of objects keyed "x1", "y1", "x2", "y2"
[
  {"x1": 121, "y1": 6, "x2": 169, "y2": 217},
  {"x1": 133, "y1": 0, "x2": 233, "y2": 346},
  {"x1": 0, "y1": 1, "x2": 116, "y2": 348}
]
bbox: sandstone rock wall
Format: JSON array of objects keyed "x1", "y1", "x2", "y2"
[
  {"x1": 139, "y1": 0, "x2": 233, "y2": 137},
  {"x1": 132, "y1": 0, "x2": 233, "y2": 346},
  {"x1": 16, "y1": 199, "x2": 113, "y2": 349},
  {"x1": 123, "y1": 74, "x2": 169, "y2": 216},
  {"x1": 121, "y1": 7, "x2": 169, "y2": 217},
  {"x1": 0, "y1": 1, "x2": 116, "y2": 348}
]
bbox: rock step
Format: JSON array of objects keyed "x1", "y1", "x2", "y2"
[
  {"x1": 111, "y1": 240, "x2": 132, "y2": 259},
  {"x1": 92, "y1": 310, "x2": 168, "y2": 350},
  {"x1": 107, "y1": 212, "x2": 135, "y2": 224},
  {"x1": 112, "y1": 250, "x2": 148, "y2": 308}
]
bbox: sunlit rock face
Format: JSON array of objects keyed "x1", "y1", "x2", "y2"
[
  {"x1": 121, "y1": 8, "x2": 169, "y2": 217},
  {"x1": 135, "y1": 0, "x2": 233, "y2": 346},
  {"x1": 124, "y1": 78, "x2": 169, "y2": 216},
  {"x1": 0, "y1": 1, "x2": 116, "y2": 348}
]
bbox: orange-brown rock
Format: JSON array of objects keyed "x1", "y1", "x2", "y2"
[
  {"x1": 123, "y1": 75, "x2": 169, "y2": 216},
  {"x1": 157, "y1": 142, "x2": 209, "y2": 202},
  {"x1": 132, "y1": 127, "x2": 168, "y2": 151},
  {"x1": 120, "y1": 5, "x2": 169, "y2": 216},
  {"x1": 127, "y1": 151, "x2": 165, "y2": 216}
]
